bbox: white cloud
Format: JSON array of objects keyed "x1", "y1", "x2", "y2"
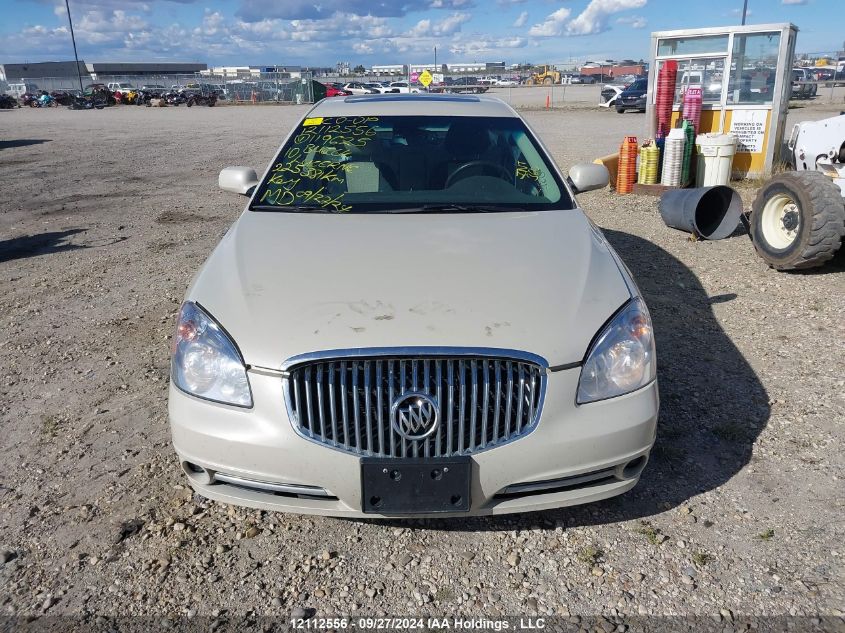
[
  {"x1": 449, "y1": 35, "x2": 527, "y2": 56},
  {"x1": 782, "y1": 0, "x2": 808, "y2": 4},
  {"x1": 528, "y1": 7, "x2": 572, "y2": 37},
  {"x1": 616, "y1": 15, "x2": 646, "y2": 28},
  {"x1": 512, "y1": 11, "x2": 528, "y2": 28},
  {"x1": 566, "y1": 0, "x2": 647, "y2": 36},
  {"x1": 407, "y1": 12, "x2": 471, "y2": 37}
]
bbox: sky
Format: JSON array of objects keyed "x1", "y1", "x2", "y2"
[{"x1": 0, "y1": 0, "x2": 837, "y2": 68}]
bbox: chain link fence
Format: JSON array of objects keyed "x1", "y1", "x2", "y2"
[{"x1": 4, "y1": 72, "x2": 315, "y2": 104}]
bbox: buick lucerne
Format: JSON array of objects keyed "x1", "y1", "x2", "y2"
[{"x1": 168, "y1": 94, "x2": 659, "y2": 517}]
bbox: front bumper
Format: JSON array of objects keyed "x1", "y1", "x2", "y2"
[{"x1": 169, "y1": 368, "x2": 658, "y2": 518}]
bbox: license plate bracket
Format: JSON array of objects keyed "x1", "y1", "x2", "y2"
[{"x1": 361, "y1": 457, "x2": 471, "y2": 514}]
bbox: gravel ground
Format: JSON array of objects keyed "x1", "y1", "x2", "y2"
[{"x1": 0, "y1": 101, "x2": 843, "y2": 628}]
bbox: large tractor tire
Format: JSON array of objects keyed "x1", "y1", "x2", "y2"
[
  {"x1": 543, "y1": 77, "x2": 553, "y2": 85},
  {"x1": 750, "y1": 171, "x2": 845, "y2": 270}
]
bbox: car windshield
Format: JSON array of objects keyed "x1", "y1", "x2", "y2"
[{"x1": 251, "y1": 114, "x2": 571, "y2": 213}]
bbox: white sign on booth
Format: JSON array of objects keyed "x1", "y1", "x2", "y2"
[{"x1": 729, "y1": 110, "x2": 767, "y2": 154}]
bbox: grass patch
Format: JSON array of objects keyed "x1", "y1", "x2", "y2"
[
  {"x1": 434, "y1": 587, "x2": 455, "y2": 602},
  {"x1": 578, "y1": 545, "x2": 603, "y2": 566},
  {"x1": 692, "y1": 551, "x2": 712, "y2": 567},
  {"x1": 41, "y1": 415, "x2": 61, "y2": 438},
  {"x1": 636, "y1": 521, "x2": 661, "y2": 546},
  {"x1": 757, "y1": 528, "x2": 775, "y2": 542}
]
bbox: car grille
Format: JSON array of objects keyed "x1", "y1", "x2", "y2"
[{"x1": 284, "y1": 352, "x2": 546, "y2": 458}]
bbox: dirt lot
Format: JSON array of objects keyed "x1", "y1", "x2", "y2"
[{"x1": 0, "y1": 101, "x2": 843, "y2": 628}]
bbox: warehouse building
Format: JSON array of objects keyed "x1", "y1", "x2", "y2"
[{"x1": 0, "y1": 60, "x2": 89, "y2": 82}]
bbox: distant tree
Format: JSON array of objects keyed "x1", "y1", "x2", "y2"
[{"x1": 353, "y1": 64, "x2": 366, "y2": 75}]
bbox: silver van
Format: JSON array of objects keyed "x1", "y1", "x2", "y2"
[{"x1": 6, "y1": 82, "x2": 39, "y2": 98}]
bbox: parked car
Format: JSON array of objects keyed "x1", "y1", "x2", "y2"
[
  {"x1": 599, "y1": 83, "x2": 625, "y2": 108},
  {"x1": 495, "y1": 78, "x2": 519, "y2": 87},
  {"x1": 107, "y1": 82, "x2": 135, "y2": 95},
  {"x1": 616, "y1": 77, "x2": 648, "y2": 113},
  {"x1": 6, "y1": 82, "x2": 39, "y2": 99},
  {"x1": 386, "y1": 81, "x2": 420, "y2": 94},
  {"x1": 139, "y1": 84, "x2": 167, "y2": 94},
  {"x1": 323, "y1": 83, "x2": 351, "y2": 97},
  {"x1": 170, "y1": 94, "x2": 658, "y2": 518},
  {"x1": 791, "y1": 68, "x2": 817, "y2": 99},
  {"x1": 343, "y1": 82, "x2": 378, "y2": 95},
  {"x1": 363, "y1": 82, "x2": 388, "y2": 93}
]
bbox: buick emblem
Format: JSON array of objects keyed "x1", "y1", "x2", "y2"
[{"x1": 391, "y1": 392, "x2": 439, "y2": 441}]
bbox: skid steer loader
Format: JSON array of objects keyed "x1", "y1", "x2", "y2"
[{"x1": 747, "y1": 113, "x2": 845, "y2": 270}]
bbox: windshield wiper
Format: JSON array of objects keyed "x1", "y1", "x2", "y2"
[
  {"x1": 387, "y1": 204, "x2": 523, "y2": 214},
  {"x1": 250, "y1": 204, "x2": 341, "y2": 213}
]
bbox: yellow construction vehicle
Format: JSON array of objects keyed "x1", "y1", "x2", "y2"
[{"x1": 525, "y1": 65, "x2": 561, "y2": 85}]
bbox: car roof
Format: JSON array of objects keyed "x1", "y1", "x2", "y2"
[{"x1": 310, "y1": 94, "x2": 518, "y2": 118}]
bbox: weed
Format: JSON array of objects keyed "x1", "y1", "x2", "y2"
[
  {"x1": 692, "y1": 551, "x2": 712, "y2": 566},
  {"x1": 434, "y1": 587, "x2": 455, "y2": 602},
  {"x1": 757, "y1": 528, "x2": 775, "y2": 542},
  {"x1": 578, "y1": 545, "x2": 603, "y2": 566},
  {"x1": 41, "y1": 415, "x2": 60, "y2": 438},
  {"x1": 636, "y1": 521, "x2": 661, "y2": 546}
]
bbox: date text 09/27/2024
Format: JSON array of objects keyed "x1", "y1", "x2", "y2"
[{"x1": 290, "y1": 617, "x2": 548, "y2": 630}]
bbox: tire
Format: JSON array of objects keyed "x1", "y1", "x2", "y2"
[
  {"x1": 616, "y1": 105, "x2": 625, "y2": 114},
  {"x1": 750, "y1": 171, "x2": 845, "y2": 270},
  {"x1": 543, "y1": 78, "x2": 553, "y2": 85}
]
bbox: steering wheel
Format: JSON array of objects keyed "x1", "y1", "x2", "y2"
[{"x1": 445, "y1": 160, "x2": 514, "y2": 188}]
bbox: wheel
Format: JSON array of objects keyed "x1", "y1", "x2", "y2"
[
  {"x1": 750, "y1": 171, "x2": 845, "y2": 270},
  {"x1": 543, "y1": 77, "x2": 553, "y2": 85},
  {"x1": 616, "y1": 104, "x2": 625, "y2": 114}
]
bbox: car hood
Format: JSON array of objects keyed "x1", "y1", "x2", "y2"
[{"x1": 189, "y1": 209, "x2": 631, "y2": 369}]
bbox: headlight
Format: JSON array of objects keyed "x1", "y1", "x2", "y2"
[
  {"x1": 170, "y1": 302, "x2": 252, "y2": 408},
  {"x1": 577, "y1": 297, "x2": 656, "y2": 404}
]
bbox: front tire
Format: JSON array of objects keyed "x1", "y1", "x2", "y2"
[{"x1": 750, "y1": 171, "x2": 845, "y2": 270}]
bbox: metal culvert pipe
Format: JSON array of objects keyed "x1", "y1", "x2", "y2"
[{"x1": 659, "y1": 185, "x2": 743, "y2": 240}]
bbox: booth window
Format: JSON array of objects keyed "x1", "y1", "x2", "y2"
[
  {"x1": 673, "y1": 58, "x2": 726, "y2": 104},
  {"x1": 657, "y1": 35, "x2": 729, "y2": 57},
  {"x1": 727, "y1": 32, "x2": 781, "y2": 105}
]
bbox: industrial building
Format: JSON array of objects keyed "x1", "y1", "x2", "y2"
[{"x1": 0, "y1": 60, "x2": 207, "y2": 82}]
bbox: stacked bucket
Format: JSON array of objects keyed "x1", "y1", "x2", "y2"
[
  {"x1": 681, "y1": 119, "x2": 695, "y2": 185},
  {"x1": 661, "y1": 128, "x2": 685, "y2": 187},
  {"x1": 638, "y1": 141, "x2": 660, "y2": 185},
  {"x1": 617, "y1": 136, "x2": 639, "y2": 194},
  {"x1": 682, "y1": 87, "x2": 703, "y2": 134},
  {"x1": 655, "y1": 60, "x2": 678, "y2": 139}
]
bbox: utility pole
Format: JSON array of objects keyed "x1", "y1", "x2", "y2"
[
  {"x1": 64, "y1": 0, "x2": 84, "y2": 93},
  {"x1": 741, "y1": 0, "x2": 748, "y2": 25}
]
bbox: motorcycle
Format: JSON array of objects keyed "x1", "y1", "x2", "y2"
[
  {"x1": 50, "y1": 90, "x2": 79, "y2": 106},
  {"x1": 186, "y1": 91, "x2": 217, "y2": 107},
  {"x1": 0, "y1": 94, "x2": 19, "y2": 109},
  {"x1": 20, "y1": 92, "x2": 40, "y2": 107},
  {"x1": 30, "y1": 92, "x2": 58, "y2": 108},
  {"x1": 67, "y1": 93, "x2": 109, "y2": 110},
  {"x1": 163, "y1": 91, "x2": 187, "y2": 106}
]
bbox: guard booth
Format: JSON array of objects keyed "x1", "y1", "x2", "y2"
[{"x1": 646, "y1": 23, "x2": 798, "y2": 178}]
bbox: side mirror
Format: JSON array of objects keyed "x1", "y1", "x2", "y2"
[
  {"x1": 568, "y1": 163, "x2": 610, "y2": 194},
  {"x1": 219, "y1": 166, "x2": 259, "y2": 196}
]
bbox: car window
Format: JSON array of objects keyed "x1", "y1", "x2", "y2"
[{"x1": 251, "y1": 115, "x2": 572, "y2": 213}]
